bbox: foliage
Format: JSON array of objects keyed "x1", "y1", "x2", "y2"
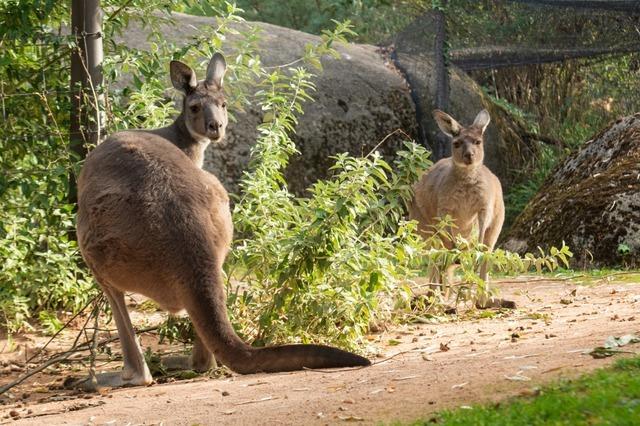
[
  {"x1": 407, "y1": 355, "x2": 640, "y2": 425},
  {"x1": 0, "y1": 0, "x2": 94, "y2": 333},
  {"x1": 183, "y1": 0, "x2": 425, "y2": 43}
]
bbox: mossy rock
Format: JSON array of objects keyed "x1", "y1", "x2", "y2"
[{"x1": 503, "y1": 114, "x2": 640, "y2": 267}]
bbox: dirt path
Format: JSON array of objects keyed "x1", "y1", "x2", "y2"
[{"x1": 2, "y1": 277, "x2": 640, "y2": 425}]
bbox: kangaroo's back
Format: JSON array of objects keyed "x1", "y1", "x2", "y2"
[{"x1": 77, "y1": 132, "x2": 231, "y2": 308}]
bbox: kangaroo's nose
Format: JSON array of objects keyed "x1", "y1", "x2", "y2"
[
  {"x1": 208, "y1": 121, "x2": 220, "y2": 131},
  {"x1": 464, "y1": 152, "x2": 473, "y2": 160}
]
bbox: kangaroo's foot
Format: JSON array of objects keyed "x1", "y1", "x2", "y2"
[
  {"x1": 476, "y1": 298, "x2": 517, "y2": 309},
  {"x1": 65, "y1": 367, "x2": 153, "y2": 392}
]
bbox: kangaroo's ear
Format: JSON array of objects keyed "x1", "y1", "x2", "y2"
[
  {"x1": 205, "y1": 53, "x2": 227, "y2": 89},
  {"x1": 433, "y1": 109, "x2": 462, "y2": 137},
  {"x1": 472, "y1": 109, "x2": 491, "y2": 134},
  {"x1": 170, "y1": 61, "x2": 197, "y2": 93}
]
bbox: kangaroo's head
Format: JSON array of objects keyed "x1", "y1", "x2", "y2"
[
  {"x1": 170, "y1": 53, "x2": 228, "y2": 143},
  {"x1": 433, "y1": 109, "x2": 491, "y2": 168}
]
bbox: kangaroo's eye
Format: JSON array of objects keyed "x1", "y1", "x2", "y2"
[
  {"x1": 453, "y1": 142, "x2": 462, "y2": 148},
  {"x1": 474, "y1": 140, "x2": 482, "y2": 145},
  {"x1": 221, "y1": 102, "x2": 227, "y2": 109},
  {"x1": 190, "y1": 105, "x2": 200, "y2": 113}
]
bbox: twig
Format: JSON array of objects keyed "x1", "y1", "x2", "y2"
[
  {"x1": 234, "y1": 396, "x2": 276, "y2": 405},
  {"x1": 106, "y1": 0, "x2": 135, "y2": 22},
  {"x1": 38, "y1": 93, "x2": 66, "y2": 146},
  {"x1": 0, "y1": 325, "x2": 159, "y2": 395},
  {"x1": 88, "y1": 298, "x2": 104, "y2": 386},
  {"x1": 25, "y1": 295, "x2": 98, "y2": 364},
  {"x1": 366, "y1": 128, "x2": 413, "y2": 158},
  {"x1": 0, "y1": 350, "x2": 75, "y2": 395},
  {"x1": 76, "y1": 36, "x2": 102, "y2": 143},
  {"x1": 264, "y1": 58, "x2": 305, "y2": 70}
]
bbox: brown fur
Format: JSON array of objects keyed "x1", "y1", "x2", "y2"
[
  {"x1": 76, "y1": 54, "x2": 369, "y2": 389},
  {"x1": 409, "y1": 109, "x2": 514, "y2": 309}
]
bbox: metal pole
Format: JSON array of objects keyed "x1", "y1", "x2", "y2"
[
  {"x1": 69, "y1": 0, "x2": 103, "y2": 204},
  {"x1": 433, "y1": 0, "x2": 450, "y2": 160}
]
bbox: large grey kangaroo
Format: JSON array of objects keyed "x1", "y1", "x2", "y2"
[
  {"x1": 76, "y1": 53, "x2": 370, "y2": 389},
  {"x1": 409, "y1": 109, "x2": 515, "y2": 309}
]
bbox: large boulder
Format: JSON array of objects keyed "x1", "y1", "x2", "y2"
[
  {"x1": 503, "y1": 114, "x2": 640, "y2": 267},
  {"x1": 125, "y1": 13, "x2": 540, "y2": 195}
]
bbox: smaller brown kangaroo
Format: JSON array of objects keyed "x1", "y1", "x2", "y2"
[
  {"x1": 75, "y1": 53, "x2": 370, "y2": 390},
  {"x1": 409, "y1": 109, "x2": 515, "y2": 309}
]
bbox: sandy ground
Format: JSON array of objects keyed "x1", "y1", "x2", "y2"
[{"x1": 1, "y1": 276, "x2": 639, "y2": 425}]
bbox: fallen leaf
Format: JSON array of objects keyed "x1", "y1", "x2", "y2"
[
  {"x1": 338, "y1": 415, "x2": 364, "y2": 422},
  {"x1": 504, "y1": 373, "x2": 531, "y2": 381},
  {"x1": 604, "y1": 334, "x2": 640, "y2": 348},
  {"x1": 503, "y1": 354, "x2": 540, "y2": 359},
  {"x1": 440, "y1": 342, "x2": 450, "y2": 352},
  {"x1": 234, "y1": 396, "x2": 275, "y2": 406},
  {"x1": 589, "y1": 347, "x2": 621, "y2": 359},
  {"x1": 393, "y1": 375, "x2": 420, "y2": 381},
  {"x1": 452, "y1": 382, "x2": 468, "y2": 389},
  {"x1": 519, "y1": 388, "x2": 541, "y2": 397}
]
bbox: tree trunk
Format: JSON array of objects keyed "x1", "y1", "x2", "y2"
[{"x1": 69, "y1": 0, "x2": 103, "y2": 204}]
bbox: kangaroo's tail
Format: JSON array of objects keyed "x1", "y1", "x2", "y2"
[{"x1": 185, "y1": 271, "x2": 370, "y2": 374}]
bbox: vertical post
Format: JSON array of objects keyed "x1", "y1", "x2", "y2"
[
  {"x1": 69, "y1": 0, "x2": 103, "y2": 204},
  {"x1": 433, "y1": 0, "x2": 450, "y2": 160}
]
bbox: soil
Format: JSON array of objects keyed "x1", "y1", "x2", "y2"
[{"x1": 1, "y1": 276, "x2": 639, "y2": 425}]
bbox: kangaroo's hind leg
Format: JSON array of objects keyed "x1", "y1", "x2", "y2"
[
  {"x1": 70, "y1": 284, "x2": 153, "y2": 390},
  {"x1": 475, "y1": 222, "x2": 516, "y2": 309},
  {"x1": 162, "y1": 333, "x2": 218, "y2": 372}
]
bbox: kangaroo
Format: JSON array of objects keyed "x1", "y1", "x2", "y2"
[
  {"x1": 409, "y1": 109, "x2": 515, "y2": 309},
  {"x1": 75, "y1": 53, "x2": 370, "y2": 389}
]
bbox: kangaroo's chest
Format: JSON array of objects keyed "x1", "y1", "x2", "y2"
[{"x1": 438, "y1": 178, "x2": 490, "y2": 224}]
